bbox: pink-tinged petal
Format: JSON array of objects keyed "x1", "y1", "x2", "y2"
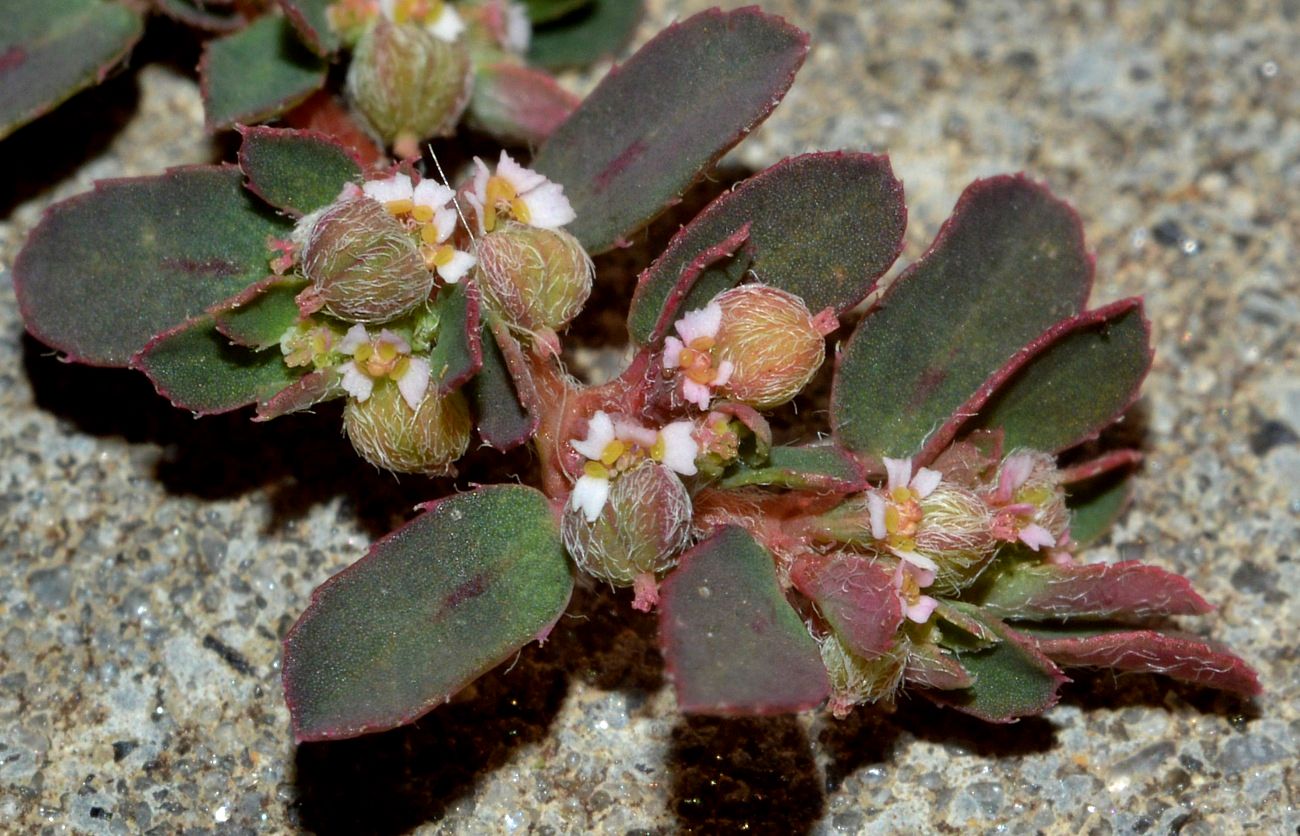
[
  {"x1": 883, "y1": 457, "x2": 912, "y2": 492},
  {"x1": 437, "y1": 250, "x2": 476, "y2": 284},
  {"x1": 397, "y1": 357, "x2": 431, "y2": 410},
  {"x1": 905, "y1": 595, "x2": 939, "y2": 624},
  {"x1": 612, "y1": 417, "x2": 657, "y2": 448},
  {"x1": 911, "y1": 467, "x2": 942, "y2": 499},
  {"x1": 413, "y1": 179, "x2": 455, "y2": 210},
  {"x1": 663, "y1": 336, "x2": 684, "y2": 367},
  {"x1": 903, "y1": 562, "x2": 936, "y2": 589},
  {"x1": 675, "y1": 302, "x2": 723, "y2": 344},
  {"x1": 682, "y1": 379, "x2": 712, "y2": 409},
  {"x1": 658, "y1": 421, "x2": 699, "y2": 476},
  {"x1": 362, "y1": 174, "x2": 414, "y2": 204},
  {"x1": 570, "y1": 410, "x2": 615, "y2": 459},
  {"x1": 427, "y1": 5, "x2": 465, "y2": 41},
  {"x1": 894, "y1": 548, "x2": 939, "y2": 573},
  {"x1": 867, "y1": 491, "x2": 887, "y2": 540},
  {"x1": 339, "y1": 324, "x2": 370, "y2": 355},
  {"x1": 713, "y1": 359, "x2": 734, "y2": 387},
  {"x1": 570, "y1": 474, "x2": 610, "y2": 522},
  {"x1": 340, "y1": 362, "x2": 373, "y2": 402},
  {"x1": 1019, "y1": 523, "x2": 1056, "y2": 551},
  {"x1": 520, "y1": 182, "x2": 575, "y2": 229},
  {"x1": 471, "y1": 157, "x2": 492, "y2": 204},
  {"x1": 496, "y1": 151, "x2": 549, "y2": 194},
  {"x1": 377, "y1": 329, "x2": 411, "y2": 353},
  {"x1": 996, "y1": 452, "x2": 1035, "y2": 503}
]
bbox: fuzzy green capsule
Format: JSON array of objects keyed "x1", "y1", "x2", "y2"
[
  {"x1": 475, "y1": 221, "x2": 593, "y2": 336},
  {"x1": 344, "y1": 381, "x2": 471, "y2": 475},
  {"x1": 347, "y1": 19, "x2": 473, "y2": 154},
  {"x1": 714, "y1": 284, "x2": 829, "y2": 409}
]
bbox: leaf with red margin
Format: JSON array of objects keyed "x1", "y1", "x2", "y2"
[
  {"x1": 132, "y1": 316, "x2": 301, "y2": 415},
  {"x1": 283, "y1": 485, "x2": 574, "y2": 741},
  {"x1": 470, "y1": 319, "x2": 539, "y2": 450},
  {"x1": 976, "y1": 560, "x2": 1211, "y2": 621},
  {"x1": 15, "y1": 165, "x2": 292, "y2": 367},
  {"x1": 0, "y1": 0, "x2": 144, "y2": 141},
  {"x1": 428, "y1": 281, "x2": 483, "y2": 396},
  {"x1": 904, "y1": 642, "x2": 974, "y2": 690},
  {"x1": 660, "y1": 526, "x2": 830, "y2": 714},
  {"x1": 790, "y1": 552, "x2": 902, "y2": 659},
  {"x1": 156, "y1": 0, "x2": 247, "y2": 33},
  {"x1": 467, "y1": 62, "x2": 580, "y2": 148},
  {"x1": 277, "y1": 0, "x2": 339, "y2": 56},
  {"x1": 527, "y1": 0, "x2": 642, "y2": 70},
  {"x1": 201, "y1": 14, "x2": 328, "y2": 131},
  {"x1": 628, "y1": 152, "x2": 906, "y2": 344},
  {"x1": 832, "y1": 175, "x2": 1093, "y2": 460},
  {"x1": 1015, "y1": 624, "x2": 1260, "y2": 697},
  {"x1": 255, "y1": 367, "x2": 343, "y2": 421},
  {"x1": 635, "y1": 225, "x2": 751, "y2": 346},
  {"x1": 719, "y1": 444, "x2": 867, "y2": 493},
  {"x1": 532, "y1": 7, "x2": 808, "y2": 253},
  {"x1": 923, "y1": 604, "x2": 1068, "y2": 722},
  {"x1": 212, "y1": 274, "x2": 306, "y2": 349},
  {"x1": 238, "y1": 126, "x2": 362, "y2": 217},
  {"x1": 1067, "y1": 469, "x2": 1135, "y2": 548},
  {"x1": 1060, "y1": 449, "x2": 1143, "y2": 484}
]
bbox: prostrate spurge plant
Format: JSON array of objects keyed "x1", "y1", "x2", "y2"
[{"x1": 14, "y1": 7, "x2": 1258, "y2": 746}]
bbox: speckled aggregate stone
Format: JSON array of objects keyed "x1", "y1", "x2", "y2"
[{"x1": 1, "y1": 2, "x2": 1297, "y2": 833}]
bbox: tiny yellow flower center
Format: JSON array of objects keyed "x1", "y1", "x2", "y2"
[
  {"x1": 898, "y1": 571, "x2": 922, "y2": 605},
  {"x1": 884, "y1": 491, "x2": 924, "y2": 550},
  {"x1": 599, "y1": 440, "x2": 626, "y2": 467},
  {"x1": 356, "y1": 339, "x2": 405, "y2": 378},
  {"x1": 482, "y1": 175, "x2": 530, "y2": 231},
  {"x1": 678, "y1": 337, "x2": 719, "y2": 384},
  {"x1": 384, "y1": 198, "x2": 415, "y2": 217},
  {"x1": 391, "y1": 0, "x2": 445, "y2": 25},
  {"x1": 411, "y1": 204, "x2": 435, "y2": 224},
  {"x1": 583, "y1": 460, "x2": 609, "y2": 479}
]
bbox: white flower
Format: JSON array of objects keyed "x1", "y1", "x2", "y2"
[
  {"x1": 567, "y1": 411, "x2": 699, "y2": 522},
  {"x1": 468, "y1": 151, "x2": 575, "y2": 234},
  {"x1": 379, "y1": 0, "x2": 465, "y2": 41},
  {"x1": 662, "y1": 302, "x2": 735, "y2": 409},
  {"x1": 503, "y1": 1, "x2": 531, "y2": 53},
  {"x1": 338, "y1": 324, "x2": 431, "y2": 410},
  {"x1": 865, "y1": 456, "x2": 943, "y2": 572},
  {"x1": 655, "y1": 421, "x2": 699, "y2": 476},
  {"x1": 363, "y1": 174, "x2": 476, "y2": 283},
  {"x1": 362, "y1": 173, "x2": 415, "y2": 206}
]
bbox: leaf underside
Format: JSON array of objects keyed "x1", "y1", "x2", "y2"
[
  {"x1": 238, "y1": 126, "x2": 362, "y2": 217},
  {"x1": 628, "y1": 152, "x2": 906, "y2": 344},
  {"x1": 201, "y1": 14, "x2": 328, "y2": 131},
  {"x1": 467, "y1": 62, "x2": 580, "y2": 148},
  {"x1": 527, "y1": 0, "x2": 642, "y2": 70},
  {"x1": 975, "y1": 560, "x2": 1211, "y2": 621},
  {"x1": 427, "y1": 282, "x2": 483, "y2": 396},
  {"x1": 14, "y1": 165, "x2": 291, "y2": 366},
  {"x1": 0, "y1": 0, "x2": 144, "y2": 140},
  {"x1": 532, "y1": 7, "x2": 808, "y2": 253},
  {"x1": 660, "y1": 526, "x2": 830, "y2": 714},
  {"x1": 832, "y1": 175, "x2": 1093, "y2": 459},
  {"x1": 790, "y1": 552, "x2": 902, "y2": 659},
  {"x1": 283, "y1": 486, "x2": 574, "y2": 742},
  {"x1": 470, "y1": 323, "x2": 538, "y2": 450}
]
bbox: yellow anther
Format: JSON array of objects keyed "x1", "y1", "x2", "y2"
[
  {"x1": 376, "y1": 341, "x2": 399, "y2": 362},
  {"x1": 583, "y1": 461, "x2": 609, "y2": 479},
  {"x1": 688, "y1": 336, "x2": 715, "y2": 352},
  {"x1": 510, "y1": 197, "x2": 531, "y2": 224},
  {"x1": 432, "y1": 243, "x2": 456, "y2": 267},
  {"x1": 482, "y1": 204, "x2": 498, "y2": 233},
  {"x1": 411, "y1": 204, "x2": 435, "y2": 223},
  {"x1": 891, "y1": 486, "x2": 913, "y2": 503},
  {"x1": 385, "y1": 198, "x2": 414, "y2": 216},
  {"x1": 420, "y1": 223, "x2": 442, "y2": 245},
  {"x1": 354, "y1": 343, "x2": 374, "y2": 363},
  {"x1": 1020, "y1": 486, "x2": 1051, "y2": 506},
  {"x1": 884, "y1": 505, "x2": 902, "y2": 535},
  {"x1": 390, "y1": 356, "x2": 410, "y2": 381},
  {"x1": 649, "y1": 435, "x2": 666, "y2": 462},
  {"x1": 599, "y1": 440, "x2": 626, "y2": 467},
  {"x1": 486, "y1": 176, "x2": 517, "y2": 205}
]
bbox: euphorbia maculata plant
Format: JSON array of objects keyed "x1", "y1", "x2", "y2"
[{"x1": 14, "y1": 7, "x2": 1258, "y2": 745}]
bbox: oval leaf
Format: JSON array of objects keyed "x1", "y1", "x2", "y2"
[
  {"x1": 532, "y1": 7, "x2": 808, "y2": 253},
  {"x1": 201, "y1": 14, "x2": 328, "y2": 131},
  {"x1": 238, "y1": 126, "x2": 362, "y2": 217},
  {"x1": 976, "y1": 560, "x2": 1211, "y2": 621},
  {"x1": 790, "y1": 552, "x2": 902, "y2": 659},
  {"x1": 213, "y1": 275, "x2": 307, "y2": 349},
  {"x1": 659, "y1": 525, "x2": 830, "y2": 714},
  {"x1": 718, "y1": 443, "x2": 866, "y2": 493},
  {"x1": 467, "y1": 62, "x2": 580, "y2": 148},
  {"x1": 469, "y1": 321, "x2": 538, "y2": 450},
  {"x1": 832, "y1": 175, "x2": 1093, "y2": 459},
  {"x1": 0, "y1": 0, "x2": 144, "y2": 140},
  {"x1": 427, "y1": 282, "x2": 483, "y2": 396},
  {"x1": 527, "y1": 0, "x2": 642, "y2": 70},
  {"x1": 628, "y1": 152, "x2": 906, "y2": 344},
  {"x1": 15, "y1": 165, "x2": 291, "y2": 366},
  {"x1": 971, "y1": 298, "x2": 1152, "y2": 452},
  {"x1": 283, "y1": 486, "x2": 574, "y2": 741}
]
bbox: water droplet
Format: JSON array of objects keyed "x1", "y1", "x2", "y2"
[{"x1": 696, "y1": 585, "x2": 711, "y2": 598}]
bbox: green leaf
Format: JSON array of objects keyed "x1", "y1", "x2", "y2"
[
  {"x1": 925, "y1": 603, "x2": 1067, "y2": 722},
  {"x1": 14, "y1": 165, "x2": 291, "y2": 366},
  {"x1": 523, "y1": 0, "x2": 591, "y2": 24},
  {"x1": 427, "y1": 282, "x2": 482, "y2": 395},
  {"x1": 628, "y1": 152, "x2": 906, "y2": 344},
  {"x1": 1068, "y1": 471, "x2": 1133, "y2": 547},
  {"x1": 201, "y1": 13, "x2": 328, "y2": 131},
  {"x1": 0, "y1": 0, "x2": 144, "y2": 140},
  {"x1": 238, "y1": 126, "x2": 362, "y2": 218},
  {"x1": 132, "y1": 316, "x2": 301, "y2": 414},
  {"x1": 972, "y1": 299, "x2": 1151, "y2": 452},
  {"x1": 212, "y1": 275, "x2": 307, "y2": 349},
  {"x1": 975, "y1": 560, "x2": 1211, "y2": 622},
  {"x1": 277, "y1": 0, "x2": 339, "y2": 56},
  {"x1": 283, "y1": 486, "x2": 574, "y2": 741},
  {"x1": 527, "y1": 0, "x2": 641, "y2": 70},
  {"x1": 469, "y1": 321, "x2": 538, "y2": 450},
  {"x1": 831, "y1": 175, "x2": 1092, "y2": 459},
  {"x1": 156, "y1": 0, "x2": 247, "y2": 32},
  {"x1": 718, "y1": 444, "x2": 866, "y2": 493},
  {"x1": 532, "y1": 7, "x2": 808, "y2": 253},
  {"x1": 659, "y1": 526, "x2": 830, "y2": 714}
]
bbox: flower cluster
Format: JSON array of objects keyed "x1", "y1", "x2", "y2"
[{"x1": 568, "y1": 411, "x2": 698, "y2": 522}]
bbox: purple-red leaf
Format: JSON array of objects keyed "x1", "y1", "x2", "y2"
[
  {"x1": 977, "y1": 560, "x2": 1212, "y2": 621},
  {"x1": 790, "y1": 552, "x2": 902, "y2": 659},
  {"x1": 532, "y1": 6, "x2": 808, "y2": 253},
  {"x1": 283, "y1": 486, "x2": 573, "y2": 741},
  {"x1": 238, "y1": 126, "x2": 362, "y2": 218},
  {"x1": 212, "y1": 274, "x2": 305, "y2": 349},
  {"x1": 255, "y1": 367, "x2": 342, "y2": 421},
  {"x1": 904, "y1": 642, "x2": 974, "y2": 690},
  {"x1": 467, "y1": 62, "x2": 580, "y2": 148},
  {"x1": 156, "y1": 0, "x2": 248, "y2": 33},
  {"x1": 1016, "y1": 625, "x2": 1260, "y2": 697},
  {"x1": 832, "y1": 175, "x2": 1092, "y2": 460},
  {"x1": 635, "y1": 225, "x2": 751, "y2": 346},
  {"x1": 15, "y1": 165, "x2": 291, "y2": 367},
  {"x1": 628, "y1": 152, "x2": 906, "y2": 344},
  {"x1": 660, "y1": 526, "x2": 830, "y2": 715}
]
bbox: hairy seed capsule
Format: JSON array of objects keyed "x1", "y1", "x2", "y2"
[
  {"x1": 347, "y1": 20, "x2": 472, "y2": 151},
  {"x1": 713, "y1": 284, "x2": 826, "y2": 409},
  {"x1": 561, "y1": 461, "x2": 691, "y2": 587},
  {"x1": 343, "y1": 381, "x2": 471, "y2": 474},
  {"x1": 819, "y1": 632, "x2": 907, "y2": 719},
  {"x1": 298, "y1": 195, "x2": 434, "y2": 324},
  {"x1": 475, "y1": 222, "x2": 593, "y2": 333}
]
